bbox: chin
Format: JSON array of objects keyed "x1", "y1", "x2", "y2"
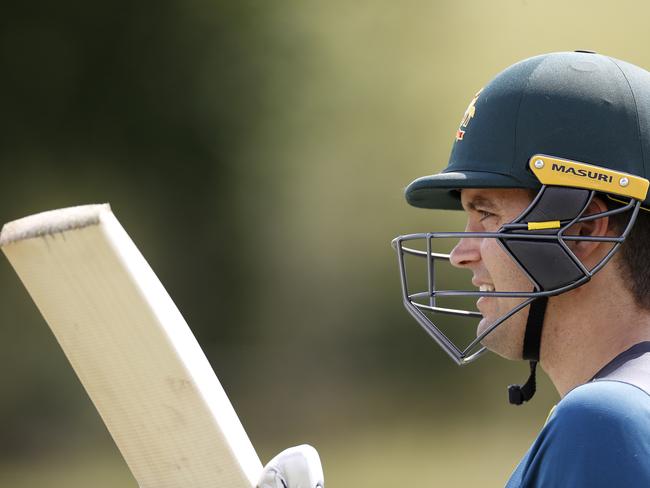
[
  {"x1": 476, "y1": 316, "x2": 491, "y2": 337},
  {"x1": 477, "y1": 316, "x2": 524, "y2": 360}
]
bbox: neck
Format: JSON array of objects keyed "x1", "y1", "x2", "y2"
[{"x1": 540, "y1": 262, "x2": 650, "y2": 397}]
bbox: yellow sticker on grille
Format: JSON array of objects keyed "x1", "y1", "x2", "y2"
[{"x1": 527, "y1": 221, "x2": 561, "y2": 230}]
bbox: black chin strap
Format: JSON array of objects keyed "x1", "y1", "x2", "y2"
[
  {"x1": 508, "y1": 360, "x2": 538, "y2": 405},
  {"x1": 508, "y1": 297, "x2": 549, "y2": 405}
]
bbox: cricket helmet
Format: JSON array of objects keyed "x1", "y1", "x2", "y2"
[{"x1": 392, "y1": 51, "x2": 650, "y2": 404}]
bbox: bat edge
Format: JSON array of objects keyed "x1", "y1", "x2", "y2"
[{"x1": 0, "y1": 203, "x2": 112, "y2": 247}]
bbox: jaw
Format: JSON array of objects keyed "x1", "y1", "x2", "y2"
[{"x1": 477, "y1": 296, "x2": 529, "y2": 360}]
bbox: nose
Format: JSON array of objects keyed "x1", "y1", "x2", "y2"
[{"x1": 449, "y1": 227, "x2": 481, "y2": 269}]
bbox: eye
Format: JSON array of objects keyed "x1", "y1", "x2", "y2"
[{"x1": 478, "y1": 210, "x2": 494, "y2": 221}]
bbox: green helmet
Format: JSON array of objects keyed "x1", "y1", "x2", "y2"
[
  {"x1": 392, "y1": 51, "x2": 650, "y2": 404},
  {"x1": 406, "y1": 51, "x2": 650, "y2": 209}
]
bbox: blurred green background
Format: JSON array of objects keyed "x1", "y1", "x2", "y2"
[{"x1": 0, "y1": 1, "x2": 648, "y2": 486}]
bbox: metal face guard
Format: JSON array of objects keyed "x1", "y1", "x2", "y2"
[{"x1": 392, "y1": 185, "x2": 641, "y2": 365}]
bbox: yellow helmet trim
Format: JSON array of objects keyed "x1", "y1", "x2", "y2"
[{"x1": 529, "y1": 154, "x2": 649, "y2": 201}]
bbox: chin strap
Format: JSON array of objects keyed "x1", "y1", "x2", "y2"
[
  {"x1": 508, "y1": 297, "x2": 549, "y2": 405},
  {"x1": 508, "y1": 360, "x2": 538, "y2": 405}
]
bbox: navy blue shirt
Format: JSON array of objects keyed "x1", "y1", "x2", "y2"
[{"x1": 506, "y1": 344, "x2": 650, "y2": 487}]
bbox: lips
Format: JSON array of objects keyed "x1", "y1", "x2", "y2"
[{"x1": 476, "y1": 283, "x2": 494, "y2": 316}]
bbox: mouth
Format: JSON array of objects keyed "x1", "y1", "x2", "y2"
[{"x1": 476, "y1": 284, "x2": 495, "y2": 316}]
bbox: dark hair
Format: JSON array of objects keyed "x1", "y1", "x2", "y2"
[{"x1": 609, "y1": 203, "x2": 650, "y2": 310}]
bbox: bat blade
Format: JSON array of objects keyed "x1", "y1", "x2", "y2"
[{"x1": 0, "y1": 204, "x2": 262, "y2": 488}]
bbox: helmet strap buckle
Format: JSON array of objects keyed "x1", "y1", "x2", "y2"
[{"x1": 507, "y1": 296, "x2": 548, "y2": 405}]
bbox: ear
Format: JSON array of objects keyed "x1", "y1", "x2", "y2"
[{"x1": 568, "y1": 196, "x2": 613, "y2": 267}]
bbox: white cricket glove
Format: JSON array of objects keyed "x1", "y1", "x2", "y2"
[{"x1": 257, "y1": 444, "x2": 324, "y2": 488}]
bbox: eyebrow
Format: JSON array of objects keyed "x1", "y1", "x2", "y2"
[{"x1": 463, "y1": 196, "x2": 498, "y2": 212}]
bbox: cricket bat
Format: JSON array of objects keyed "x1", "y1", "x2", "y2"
[{"x1": 0, "y1": 204, "x2": 263, "y2": 488}]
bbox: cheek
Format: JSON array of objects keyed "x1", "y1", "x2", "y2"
[
  {"x1": 479, "y1": 239, "x2": 510, "y2": 270},
  {"x1": 480, "y1": 240, "x2": 531, "y2": 288}
]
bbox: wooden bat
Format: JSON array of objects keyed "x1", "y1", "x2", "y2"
[{"x1": 0, "y1": 204, "x2": 262, "y2": 488}]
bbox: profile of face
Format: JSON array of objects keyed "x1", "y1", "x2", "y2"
[{"x1": 449, "y1": 188, "x2": 535, "y2": 360}]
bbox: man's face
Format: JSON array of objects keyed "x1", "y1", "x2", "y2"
[{"x1": 449, "y1": 188, "x2": 535, "y2": 360}]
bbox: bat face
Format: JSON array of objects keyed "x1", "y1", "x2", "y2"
[{"x1": 1, "y1": 204, "x2": 262, "y2": 488}]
